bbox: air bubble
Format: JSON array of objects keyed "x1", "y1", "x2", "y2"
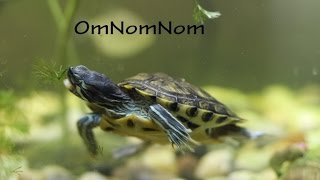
[{"x1": 312, "y1": 68, "x2": 318, "y2": 76}]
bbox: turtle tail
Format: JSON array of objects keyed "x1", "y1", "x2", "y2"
[{"x1": 210, "y1": 124, "x2": 266, "y2": 146}]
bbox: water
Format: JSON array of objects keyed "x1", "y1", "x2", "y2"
[{"x1": 0, "y1": 0, "x2": 319, "y2": 179}]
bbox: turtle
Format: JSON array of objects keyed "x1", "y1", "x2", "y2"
[{"x1": 64, "y1": 65, "x2": 262, "y2": 155}]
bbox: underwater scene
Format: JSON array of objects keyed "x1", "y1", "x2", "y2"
[{"x1": 1, "y1": 0, "x2": 320, "y2": 179}]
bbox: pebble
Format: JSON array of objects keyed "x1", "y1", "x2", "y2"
[
  {"x1": 255, "y1": 168, "x2": 277, "y2": 180},
  {"x1": 113, "y1": 163, "x2": 175, "y2": 180},
  {"x1": 282, "y1": 159, "x2": 320, "y2": 180},
  {"x1": 228, "y1": 168, "x2": 277, "y2": 180},
  {"x1": 195, "y1": 148, "x2": 234, "y2": 178},
  {"x1": 176, "y1": 153, "x2": 199, "y2": 179},
  {"x1": 15, "y1": 170, "x2": 43, "y2": 180},
  {"x1": 41, "y1": 165, "x2": 75, "y2": 180},
  {"x1": 234, "y1": 145, "x2": 272, "y2": 171},
  {"x1": 140, "y1": 145, "x2": 177, "y2": 174},
  {"x1": 78, "y1": 171, "x2": 108, "y2": 180},
  {"x1": 228, "y1": 170, "x2": 255, "y2": 180},
  {"x1": 205, "y1": 176, "x2": 227, "y2": 180}
]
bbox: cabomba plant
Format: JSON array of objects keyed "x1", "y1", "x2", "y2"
[
  {"x1": 46, "y1": 0, "x2": 79, "y2": 141},
  {"x1": 193, "y1": 0, "x2": 221, "y2": 23},
  {"x1": 33, "y1": 60, "x2": 68, "y2": 85}
]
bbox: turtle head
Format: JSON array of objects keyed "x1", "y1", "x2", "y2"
[{"x1": 64, "y1": 65, "x2": 130, "y2": 104}]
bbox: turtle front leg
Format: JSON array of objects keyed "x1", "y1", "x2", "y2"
[
  {"x1": 77, "y1": 113, "x2": 101, "y2": 155},
  {"x1": 148, "y1": 104, "x2": 197, "y2": 150}
]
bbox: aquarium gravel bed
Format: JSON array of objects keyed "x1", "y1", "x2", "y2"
[{"x1": 1, "y1": 85, "x2": 320, "y2": 180}]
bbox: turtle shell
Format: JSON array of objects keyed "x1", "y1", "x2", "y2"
[{"x1": 118, "y1": 73, "x2": 244, "y2": 136}]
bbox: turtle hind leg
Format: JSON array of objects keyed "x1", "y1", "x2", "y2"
[
  {"x1": 208, "y1": 124, "x2": 266, "y2": 147},
  {"x1": 148, "y1": 104, "x2": 198, "y2": 151},
  {"x1": 77, "y1": 113, "x2": 101, "y2": 155}
]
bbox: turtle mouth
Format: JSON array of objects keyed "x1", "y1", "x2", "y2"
[
  {"x1": 64, "y1": 67, "x2": 77, "y2": 92},
  {"x1": 64, "y1": 67, "x2": 86, "y2": 99},
  {"x1": 64, "y1": 67, "x2": 80, "y2": 92},
  {"x1": 64, "y1": 78, "x2": 75, "y2": 91}
]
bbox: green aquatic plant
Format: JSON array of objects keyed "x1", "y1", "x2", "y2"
[
  {"x1": 0, "y1": 90, "x2": 28, "y2": 151},
  {"x1": 0, "y1": 90, "x2": 28, "y2": 179},
  {"x1": 0, "y1": 155, "x2": 25, "y2": 179},
  {"x1": 32, "y1": 60, "x2": 68, "y2": 85},
  {"x1": 46, "y1": 0, "x2": 79, "y2": 142},
  {"x1": 279, "y1": 150, "x2": 320, "y2": 179},
  {"x1": 193, "y1": 0, "x2": 221, "y2": 24},
  {"x1": 270, "y1": 142, "x2": 307, "y2": 177}
]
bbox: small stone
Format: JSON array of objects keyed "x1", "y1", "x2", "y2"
[
  {"x1": 282, "y1": 158, "x2": 320, "y2": 180},
  {"x1": 140, "y1": 145, "x2": 177, "y2": 174},
  {"x1": 113, "y1": 145, "x2": 178, "y2": 179},
  {"x1": 255, "y1": 168, "x2": 277, "y2": 180},
  {"x1": 78, "y1": 171, "x2": 108, "y2": 180},
  {"x1": 177, "y1": 153, "x2": 199, "y2": 179},
  {"x1": 228, "y1": 170, "x2": 255, "y2": 180},
  {"x1": 205, "y1": 177, "x2": 227, "y2": 180},
  {"x1": 195, "y1": 148, "x2": 234, "y2": 178},
  {"x1": 234, "y1": 145, "x2": 272, "y2": 171},
  {"x1": 16, "y1": 169, "x2": 43, "y2": 180},
  {"x1": 41, "y1": 165, "x2": 75, "y2": 180},
  {"x1": 113, "y1": 163, "x2": 175, "y2": 180}
]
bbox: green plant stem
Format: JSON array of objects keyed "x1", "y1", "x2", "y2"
[
  {"x1": 57, "y1": 0, "x2": 79, "y2": 63},
  {"x1": 48, "y1": 0, "x2": 79, "y2": 64},
  {"x1": 47, "y1": 0, "x2": 79, "y2": 142},
  {"x1": 47, "y1": 0, "x2": 65, "y2": 29}
]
